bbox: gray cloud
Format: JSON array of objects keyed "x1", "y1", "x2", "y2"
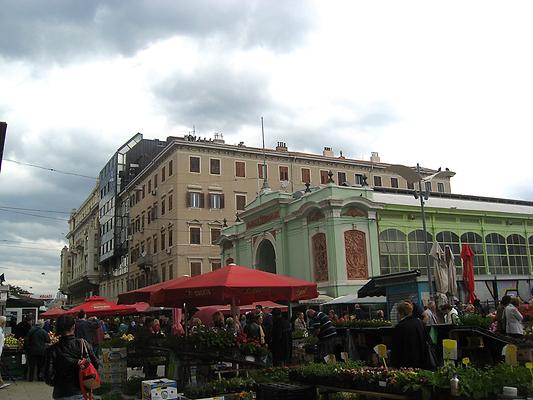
[{"x1": 0, "y1": 0, "x2": 316, "y2": 63}]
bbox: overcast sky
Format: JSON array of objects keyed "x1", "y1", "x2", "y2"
[{"x1": 1, "y1": 0, "x2": 532, "y2": 296}]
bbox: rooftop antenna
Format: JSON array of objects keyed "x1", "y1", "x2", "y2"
[{"x1": 260, "y1": 117, "x2": 270, "y2": 194}]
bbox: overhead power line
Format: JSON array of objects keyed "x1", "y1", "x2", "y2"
[
  {"x1": 4, "y1": 159, "x2": 97, "y2": 180},
  {"x1": 0, "y1": 243, "x2": 62, "y2": 252},
  {"x1": 0, "y1": 206, "x2": 71, "y2": 215},
  {"x1": 0, "y1": 208, "x2": 69, "y2": 221}
]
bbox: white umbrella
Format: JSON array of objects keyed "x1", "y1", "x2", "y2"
[
  {"x1": 445, "y1": 245, "x2": 458, "y2": 298},
  {"x1": 430, "y1": 241, "x2": 448, "y2": 295}
]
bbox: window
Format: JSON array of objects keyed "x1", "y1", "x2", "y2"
[
  {"x1": 141, "y1": 213, "x2": 145, "y2": 229},
  {"x1": 161, "y1": 265, "x2": 166, "y2": 282},
  {"x1": 210, "y1": 159, "x2": 221, "y2": 175},
  {"x1": 507, "y1": 234, "x2": 528, "y2": 274},
  {"x1": 486, "y1": 233, "x2": 508, "y2": 274},
  {"x1": 148, "y1": 180, "x2": 152, "y2": 193},
  {"x1": 338, "y1": 172, "x2": 347, "y2": 185},
  {"x1": 154, "y1": 174, "x2": 158, "y2": 189},
  {"x1": 147, "y1": 207, "x2": 151, "y2": 224},
  {"x1": 373, "y1": 176, "x2": 382, "y2": 187},
  {"x1": 320, "y1": 170, "x2": 329, "y2": 184},
  {"x1": 211, "y1": 261, "x2": 222, "y2": 271},
  {"x1": 407, "y1": 182, "x2": 415, "y2": 190},
  {"x1": 168, "y1": 263, "x2": 174, "y2": 280},
  {"x1": 187, "y1": 192, "x2": 204, "y2": 208},
  {"x1": 211, "y1": 228, "x2": 221, "y2": 244},
  {"x1": 279, "y1": 166, "x2": 289, "y2": 181},
  {"x1": 190, "y1": 156, "x2": 200, "y2": 173},
  {"x1": 436, "y1": 231, "x2": 461, "y2": 275},
  {"x1": 408, "y1": 230, "x2": 433, "y2": 274},
  {"x1": 236, "y1": 194, "x2": 246, "y2": 211},
  {"x1": 161, "y1": 232, "x2": 166, "y2": 250},
  {"x1": 355, "y1": 174, "x2": 364, "y2": 185},
  {"x1": 161, "y1": 198, "x2": 166, "y2": 215},
  {"x1": 235, "y1": 161, "x2": 246, "y2": 177},
  {"x1": 147, "y1": 238, "x2": 152, "y2": 255},
  {"x1": 135, "y1": 190, "x2": 140, "y2": 202},
  {"x1": 168, "y1": 160, "x2": 173, "y2": 176},
  {"x1": 168, "y1": 194, "x2": 173, "y2": 211},
  {"x1": 168, "y1": 229, "x2": 173, "y2": 247},
  {"x1": 258, "y1": 163, "x2": 267, "y2": 180},
  {"x1": 379, "y1": 229, "x2": 408, "y2": 275},
  {"x1": 460, "y1": 232, "x2": 485, "y2": 275},
  {"x1": 153, "y1": 235, "x2": 158, "y2": 254},
  {"x1": 190, "y1": 227, "x2": 201, "y2": 244},
  {"x1": 390, "y1": 177, "x2": 399, "y2": 188},
  {"x1": 437, "y1": 182, "x2": 445, "y2": 193},
  {"x1": 209, "y1": 193, "x2": 224, "y2": 209},
  {"x1": 425, "y1": 181, "x2": 432, "y2": 192},
  {"x1": 142, "y1": 185, "x2": 145, "y2": 199},
  {"x1": 190, "y1": 262, "x2": 202, "y2": 276},
  {"x1": 301, "y1": 168, "x2": 311, "y2": 184},
  {"x1": 162, "y1": 166, "x2": 166, "y2": 182}
]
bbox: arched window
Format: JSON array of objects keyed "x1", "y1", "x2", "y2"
[
  {"x1": 460, "y1": 232, "x2": 485, "y2": 275},
  {"x1": 408, "y1": 230, "x2": 433, "y2": 275},
  {"x1": 436, "y1": 231, "x2": 461, "y2": 274},
  {"x1": 486, "y1": 233, "x2": 508, "y2": 274},
  {"x1": 379, "y1": 229, "x2": 408, "y2": 275},
  {"x1": 507, "y1": 234, "x2": 529, "y2": 274}
]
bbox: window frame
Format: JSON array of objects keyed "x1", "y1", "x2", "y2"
[
  {"x1": 235, "y1": 160, "x2": 246, "y2": 178},
  {"x1": 235, "y1": 194, "x2": 247, "y2": 211},
  {"x1": 337, "y1": 171, "x2": 347, "y2": 185},
  {"x1": 390, "y1": 177, "x2": 399, "y2": 188},
  {"x1": 210, "y1": 227, "x2": 221, "y2": 244},
  {"x1": 189, "y1": 226, "x2": 201, "y2": 245},
  {"x1": 190, "y1": 261, "x2": 202, "y2": 276},
  {"x1": 320, "y1": 170, "x2": 329, "y2": 184},
  {"x1": 209, "y1": 158, "x2": 221, "y2": 175},
  {"x1": 189, "y1": 156, "x2": 201, "y2": 174},
  {"x1": 373, "y1": 175, "x2": 382, "y2": 187},
  {"x1": 279, "y1": 165, "x2": 289, "y2": 181}
]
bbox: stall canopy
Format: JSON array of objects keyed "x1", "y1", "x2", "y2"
[
  {"x1": 150, "y1": 265, "x2": 319, "y2": 307},
  {"x1": 117, "y1": 276, "x2": 190, "y2": 304},
  {"x1": 41, "y1": 307, "x2": 67, "y2": 318},
  {"x1": 66, "y1": 296, "x2": 137, "y2": 317},
  {"x1": 323, "y1": 294, "x2": 387, "y2": 305}
]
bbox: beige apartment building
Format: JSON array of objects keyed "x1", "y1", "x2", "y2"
[
  {"x1": 59, "y1": 183, "x2": 100, "y2": 305},
  {"x1": 98, "y1": 135, "x2": 452, "y2": 300}
]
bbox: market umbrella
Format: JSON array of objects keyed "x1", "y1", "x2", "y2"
[
  {"x1": 65, "y1": 296, "x2": 137, "y2": 317},
  {"x1": 150, "y1": 265, "x2": 318, "y2": 308},
  {"x1": 41, "y1": 307, "x2": 67, "y2": 318},
  {"x1": 461, "y1": 244, "x2": 476, "y2": 304},
  {"x1": 430, "y1": 241, "x2": 449, "y2": 305},
  {"x1": 117, "y1": 276, "x2": 190, "y2": 304},
  {"x1": 445, "y1": 245, "x2": 458, "y2": 298}
]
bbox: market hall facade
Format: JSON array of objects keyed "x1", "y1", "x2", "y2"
[{"x1": 219, "y1": 183, "x2": 533, "y2": 304}]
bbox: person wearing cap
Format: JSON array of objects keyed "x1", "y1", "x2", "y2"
[{"x1": 24, "y1": 319, "x2": 50, "y2": 381}]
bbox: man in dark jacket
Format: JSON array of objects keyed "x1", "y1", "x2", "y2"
[
  {"x1": 14, "y1": 317, "x2": 32, "y2": 339},
  {"x1": 75, "y1": 311, "x2": 99, "y2": 356},
  {"x1": 391, "y1": 301, "x2": 429, "y2": 369},
  {"x1": 44, "y1": 315, "x2": 99, "y2": 399},
  {"x1": 24, "y1": 319, "x2": 50, "y2": 381},
  {"x1": 270, "y1": 309, "x2": 292, "y2": 366}
]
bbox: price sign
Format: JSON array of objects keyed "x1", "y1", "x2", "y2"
[
  {"x1": 374, "y1": 344, "x2": 388, "y2": 359},
  {"x1": 443, "y1": 339, "x2": 458, "y2": 361},
  {"x1": 502, "y1": 344, "x2": 518, "y2": 366}
]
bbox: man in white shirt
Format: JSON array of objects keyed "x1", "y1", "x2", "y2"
[{"x1": 505, "y1": 297, "x2": 524, "y2": 339}]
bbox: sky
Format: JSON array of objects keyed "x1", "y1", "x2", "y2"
[{"x1": 1, "y1": 0, "x2": 533, "y2": 296}]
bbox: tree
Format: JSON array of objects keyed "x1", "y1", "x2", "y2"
[{"x1": 9, "y1": 285, "x2": 32, "y2": 296}]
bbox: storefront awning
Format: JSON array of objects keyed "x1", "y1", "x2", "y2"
[{"x1": 358, "y1": 270, "x2": 421, "y2": 298}]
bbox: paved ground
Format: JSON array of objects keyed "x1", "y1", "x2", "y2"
[{"x1": 1, "y1": 380, "x2": 53, "y2": 400}]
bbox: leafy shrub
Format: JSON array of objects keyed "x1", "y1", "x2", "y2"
[{"x1": 121, "y1": 376, "x2": 143, "y2": 396}]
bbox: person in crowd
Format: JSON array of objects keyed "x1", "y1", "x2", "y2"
[
  {"x1": 118, "y1": 318, "x2": 129, "y2": 335},
  {"x1": 44, "y1": 315, "x2": 99, "y2": 400},
  {"x1": 0, "y1": 316, "x2": 10, "y2": 389},
  {"x1": 190, "y1": 318, "x2": 204, "y2": 333},
  {"x1": 233, "y1": 314, "x2": 242, "y2": 334},
  {"x1": 391, "y1": 301, "x2": 429, "y2": 369},
  {"x1": 43, "y1": 319, "x2": 53, "y2": 334},
  {"x1": 271, "y1": 308, "x2": 292, "y2": 366},
  {"x1": 128, "y1": 319, "x2": 137, "y2": 334},
  {"x1": 94, "y1": 319, "x2": 105, "y2": 350},
  {"x1": 240, "y1": 314, "x2": 247, "y2": 330},
  {"x1": 159, "y1": 315, "x2": 171, "y2": 336},
  {"x1": 473, "y1": 299, "x2": 487, "y2": 317},
  {"x1": 256, "y1": 313, "x2": 266, "y2": 345},
  {"x1": 294, "y1": 312, "x2": 307, "y2": 333},
  {"x1": 353, "y1": 304, "x2": 365, "y2": 320},
  {"x1": 497, "y1": 295, "x2": 511, "y2": 334},
  {"x1": 225, "y1": 317, "x2": 237, "y2": 335},
  {"x1": 464, "y1": 304, "x2": 476, "y2": 314},
  {"x1": 151, "y1": 318, "x2": 162, "y2": 335},
  {"x1": 405, "y1": 298, "x2": 425, "y2": 321},
  {"x1": 505, "y1": 297, "x2": 524, "y2": 339},
  {"x1": 255, "y1": 304, "x2": 263, "y2": 314},
  {"x1": 24, "y1": 319, "x2": 50, "y2": 381},
  {"x1": 75, "y1": 311, "x2": 100, "y2": 358},
  {"x1": 423, "y1": 301, "x2": 438, "y2": 325},
  {"x1": 243, "y1": 312, "x2": 261, "y2": 342},
  {"x1": 328, "y1": 309, "x2": 338, "y2": 323},
  {"x1": 14, "y1": 316, "x2": 32, "y2": 339},
  {"x1": 441, "y1": 304, "x2": 459, "y2": 324},
  {"x1": 262, "y1": 307, "x2": 273, "y2": 346},
  {"x1": 306, "y1": 308, "x2": 337, "y2": 358},
  {"x1": 212, "y1": 311, "x2": 225, "y2": 330},
  {"x1": 375, "y1": 310, "x2": 385, "y2": 320}
]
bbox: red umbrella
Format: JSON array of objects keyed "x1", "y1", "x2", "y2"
[
  {"x1": 150, "y1": 265, "x2": 318, "y2": 307},
  {"x1": 117, "y1": 276, "x2": 190, "y2": 304},
  {"x1": 66, "y1": 296, "x2": 136, "y2": 317},
  {"x1": 461, "y1": 244, "x2": 476, "y2": 304},
  {"x1": 41, "y1": 307, "x2": 67, "y2": 318}
]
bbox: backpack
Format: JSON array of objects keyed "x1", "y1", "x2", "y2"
[{"x1": 78, "y1": 339, "x2": 100, "y2": 399}]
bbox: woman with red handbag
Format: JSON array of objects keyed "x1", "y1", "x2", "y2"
[{"x1": 44, "y1": 315, "x2": 100, "y2": 400}]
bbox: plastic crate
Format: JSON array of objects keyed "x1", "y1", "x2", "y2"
[{"x1": 256, "y1": 382, "x2": 316, "y2": 400}]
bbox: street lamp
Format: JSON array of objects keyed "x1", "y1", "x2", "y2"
[{"x1": 387, "y1": 164, "x2": 455, "y2": 300}]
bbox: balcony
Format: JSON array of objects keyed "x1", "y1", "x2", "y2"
[{"x1": 137, "y1": 254, "x2": 153, "y2": 268}]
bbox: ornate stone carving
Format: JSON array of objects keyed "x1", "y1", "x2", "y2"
[
  {"x1": 344, "y1": 230, "x2": 368, "y2": 279},
  {"x1": 341, "y1": 207, "x2": 366, "y2": 217},
  {"x1": 312, "y1": 233, "x2": 329, "y2": 282},
  {"x1": 307, "y1": 209, "x2": 325, "y2": 223}
]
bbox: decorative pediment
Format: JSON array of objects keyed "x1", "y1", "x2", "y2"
[
  {"x1": 341, "y1": 207, "x2": 367, "y2": 218},
  {"x1": 307, "y1": 209, "x2": 325, "y2": 223}
]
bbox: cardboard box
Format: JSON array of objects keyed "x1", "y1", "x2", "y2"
[{"x1": 142, "y1": 378, "x2": 178, "y2": 400}]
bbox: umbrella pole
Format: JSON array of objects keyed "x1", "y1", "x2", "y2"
[{"x1": 184, "y1": 303, "x2": 188, "y2": 337}]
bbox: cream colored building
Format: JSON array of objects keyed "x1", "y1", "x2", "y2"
[
  {"x1": 99, "y1": 135, "x2": 453, "y2": 300},
  {"x1": 59, "y1": 183, "x2": 100, "y2": 305}
]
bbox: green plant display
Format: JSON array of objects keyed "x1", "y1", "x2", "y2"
[
  {"x1": 334, "y1": 319, "x2": 392, "y2": 328},
  {"x1": 458, "y1": 313, "x2": 493, "y2": 330},
  {"x1": 121, "y1": 376, "x2": 143, "y2": 396}
]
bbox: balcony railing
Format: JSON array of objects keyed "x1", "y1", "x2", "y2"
[{"x1": 137, "y1": 255, "x2": 153, "y2": 267}]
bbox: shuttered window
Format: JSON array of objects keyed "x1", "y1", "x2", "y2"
[{"x1": 235, "y1": 161, "x2": 246, "y2": 177}]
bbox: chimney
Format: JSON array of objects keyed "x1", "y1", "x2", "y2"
[
  {"x1": 323, "y1": 147, "x2": 334, "y2": 157},
  {"x1": 213, "y1": 132, "x2": 225, "y2": 144},
  {"x1": 370, "y1": 152, "x2": 380, "y2": 163},
  {"x1": 276, "y1": 141, "x2": 288, "y2": 151}
]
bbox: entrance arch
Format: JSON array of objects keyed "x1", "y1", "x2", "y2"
[{"x1": 255, "y1": 238, "x2": 277, "y2": 274}]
